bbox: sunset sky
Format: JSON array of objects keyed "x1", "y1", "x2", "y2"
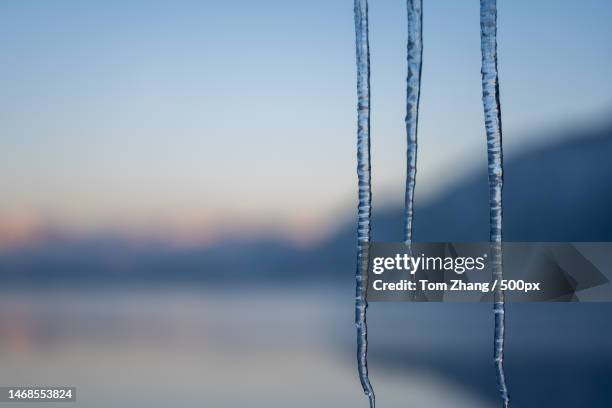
[{"x1": 1, "y1": 0, "x2": 611, "y2": 244}]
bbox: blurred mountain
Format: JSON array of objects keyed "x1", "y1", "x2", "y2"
[
  {"x1": 315, "y1": 121, "x2": 612, "y2": 279},
  {"x1": 332, "y1": 120, "x2": 612, "y2": 245},
  {"x1": 1, "y1": 121, "x2": 612, "y2": 285}
]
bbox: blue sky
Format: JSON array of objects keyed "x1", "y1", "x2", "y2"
[{"x1": 1, "y1": 0, "x2": 611, "y2": 243}]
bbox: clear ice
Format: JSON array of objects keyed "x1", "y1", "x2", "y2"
[
  {"x1": 403, "y1": 0, "x2": 423, "y2": 244},
  {"x1": 480, "y1": 0, "x2": 510, "y2": 406},
  {"x1": 354, "y1": 0, "x2": 375, "y2": 406}
]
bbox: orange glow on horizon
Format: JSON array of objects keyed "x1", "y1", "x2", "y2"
[{"x1": 0, "y1": 210, "x2": 336, "y2": 249}]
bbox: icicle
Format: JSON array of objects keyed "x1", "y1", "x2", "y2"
[
  {"x1": 403, "y1": 0, "x2": 423, "y2": 244},
  {"x1": 354, "y1": 0, "x2": 375, "y2": 407},
  {"x1": 479, "y1": 0, "x2": 510, "y2": 406}
]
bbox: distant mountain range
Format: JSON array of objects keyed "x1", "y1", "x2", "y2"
[
  {"x1": 333, "y1": 120, "x2": 612, "y2": 244},
  {"x1": 2, "y1": 121, "x2": 612, "y2": 285}
]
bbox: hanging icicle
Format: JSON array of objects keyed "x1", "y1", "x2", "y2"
[
  {"x1": 479, "y1": 0, "x2": 510, "y2": 406},
  {"x1": 404, "y1": 0, "x2": 423, "y2": 245},
  {"x1": 354, "y1": 0, "x2": 375, "y2": 407}
]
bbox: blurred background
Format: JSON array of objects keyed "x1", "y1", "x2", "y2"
[{"x1": 1, "y1": 0, "x2": 612, "y2": 407}]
